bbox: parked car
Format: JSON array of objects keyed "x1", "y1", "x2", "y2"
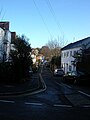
[
  {"x1": 63, "y1": 71, "x2": 90, "y2": 84},
  {"x1": 54, "y1": 69, "x2": 65, "y2": 76}
]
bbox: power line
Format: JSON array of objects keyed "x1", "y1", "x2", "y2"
[
  {"x1": 46, "y1": 0, "x2": 64, "y2": 36},
  {"x1": 1, "y1": 10, "x2": 6, "y2": 21},
  {"x1": 0, "y1": 8, "x2": 6, "y2": 21},
  {"x1": 46, "y1": 0, "x2": 68, "y2": 47},
  {"x1": 0, "y1": 8, "x2": 3, "y2": 20},
  {"x1": 32, "y1": 0, "x2": 52, "y2": 38}
]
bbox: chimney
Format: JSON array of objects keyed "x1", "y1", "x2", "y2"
[
  {"x1": 11, "y1": 32, "x2": 16, "y2": 43},
  {"x1": 0, "y1": 22, "x2": 9, "y2": 30}
]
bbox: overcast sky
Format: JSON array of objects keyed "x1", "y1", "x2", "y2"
[{"x1": 0, "y1": 0, "x2": 90, "y2": 48}]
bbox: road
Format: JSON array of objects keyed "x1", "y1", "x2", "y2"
[{"x1": 0, "y1": 67, "x2": 90, "y2": 120}]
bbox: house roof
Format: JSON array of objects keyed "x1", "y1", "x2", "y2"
[{"x1": 61, "y1": 37, "x2": 90, "y2": 50}]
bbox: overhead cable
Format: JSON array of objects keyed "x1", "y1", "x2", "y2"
[
  {"x1": 46, "y1": 0, "x2": 64, "y2": 36},
  {"x1": 33, "y1": 0, "x2": 52, "y2": 38}
]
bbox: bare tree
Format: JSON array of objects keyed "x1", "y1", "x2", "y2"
[
  {"x1": 46, "y1": 38, "x2": 61, "y2": 57},
  {"x1": 40, "y1": 46, "x2": 50, "y2": 60},
  {"x1": 40, "y1": 38, "x2": 62, "y2": 62}
]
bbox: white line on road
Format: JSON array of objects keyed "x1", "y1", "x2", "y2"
[
  {"x1": 53, "y1": 104, "x2": 72, "y2": 108},
  {"x1": 55, "y1": 81, "x2": 72, "y2": 89},
  {"x1": 0, "y1": 100, "x2": 15, "y2": 103},
  {"x1": 61, "y1": 83, "x2": 72, "y2": 89},
  {"x1": 25, "y1": 102, "x2": 43, "y2": 106},
  {"x1": 83, "y1": 105, "x2": 90, "y2": 108},
  {"x1": 78, "y1": 91, "x2": 90, "y2": 98}
]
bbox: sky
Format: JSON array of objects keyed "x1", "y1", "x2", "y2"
[{"x1": 0, "y1": 0, "x2": 90, "y2": 48}]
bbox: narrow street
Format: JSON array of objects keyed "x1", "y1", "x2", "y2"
[
  {"x1": 0, "y1": 67, "x2": 90, "y2": 120},
  {"x1": 39, "y1": 66, "x2": 90, "y2": 107}
]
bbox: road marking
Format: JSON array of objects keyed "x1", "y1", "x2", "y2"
[
  {"x1": 25, "y1": 102, "x2": 43, "y2": 106},
  {"x1": 55, "y1": 81, "x2": 63, "y2": 86},
  {"x1": 0, "y1": 100, "x2": 15, "y2": 103},
  {"x1": 83, "y1": 105, "x2": 90, "y2": 108},
  {"x1": 78, "y1": 91, "x2": 90, "y2": 98},
  {"x1": 55, "y1": 81, "x2": 72, "y2": 89},
  {"x1": 61, "y1": 83, "x2": 72, "y2": 89},
  {"x1": 53, "y1": 104, "x2": 72, "y2": 107}
]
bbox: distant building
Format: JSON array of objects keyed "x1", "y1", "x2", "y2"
[
  {"x1": 31, "y1": 48, "x2": 44, "y2": 65},
  {"x1": 31, "y1": 54, "x2": 36, "y2": 64},
  {"x1": 36, "y1": 54, "x2": 43, "y2": 61},
  {"x1": 61, "y1": 37, "x2": 90, "y2": 73}
]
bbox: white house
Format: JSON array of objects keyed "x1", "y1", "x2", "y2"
[
  {"x1": 4, "y1": 30, "x2": 11, "y2": 62},
  {"x1": 0, "y1": 27, "x2": 5, "y2": 61},
  {"x1": 61, "y1": 37, "x2": 90, "y2": 74},
  {"x1": 0, "y1": 27, "x2": 11, "y2": 62},
  {"x1": 31, "y1": 54, "x2": 36, "y2": 64}
]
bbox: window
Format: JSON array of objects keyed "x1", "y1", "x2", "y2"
[
  {"x1": 74, "y1": 51, "x2": 76, "y2": 56},
  {"x1": 66, "y1": 51, "x2": 69, "y2": 57},
  {"x1": 69, "y1": 65, "x2": 72, "y2": 71},
  {"x1": 70, "y1": 51, "x2": 72, "y2": 56},
  {"x1": 64, "y1": 52, "x2": 66, "y2": 57}
]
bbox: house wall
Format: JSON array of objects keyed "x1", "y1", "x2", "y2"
[
  {"x1": 61, "y1": 47, "x2": 81, "y2": 73},
  {"x1": 0, "y1": 28, "x2": 5, "y2": 61},
  {"x1": 0, "y1": 27, "x2": 11, "y2": 62},
  {"x1": 4, "y1": 30, "x2": 11, "y2": 61}
]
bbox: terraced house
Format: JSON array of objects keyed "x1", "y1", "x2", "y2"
[{"x1": 61, "y1": 37, "x2": 90, "y2": 74}]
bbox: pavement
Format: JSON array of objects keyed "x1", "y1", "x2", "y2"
[{"x1": 0, "y1": 72, "x2": 46, "y2": 96}]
